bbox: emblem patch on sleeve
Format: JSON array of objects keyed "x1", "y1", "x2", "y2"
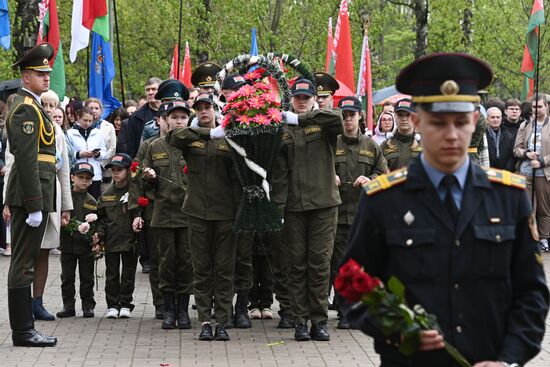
[{"x1": 22, "y1": 121, "x2": 35, "y2": 135}]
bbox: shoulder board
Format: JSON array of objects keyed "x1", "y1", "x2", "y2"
[
  {"x1": 189, "y1": 141, "x2": 205, "y2": 149},
  {"x1": 384, "y1": 147, "x2": 399, "y2": 154},
  {"x1": 363, "y1": 167, "x2": 407, "y2": 196},
  {"x1": 483, "y1": 167, "x2": 526, "y2": 189},
  {"x1": 23, "y1": 96, "x2": 34, "y2": 105},
  {"x1": 411, "y1": 146, "x2": 423, "y2": 152}
]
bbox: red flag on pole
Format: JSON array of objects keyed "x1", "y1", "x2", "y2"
[
  {"x1": 37, "y1": 0, "x2": 59, "y2": 62},
  {"x1": 325, "y1": 17, "x2": 334, "y2": 74},
  {"x1": 357, "y1": 35, "x2": 373, "y2": 131},
  {"x1": 333, "y1": 0, "x2": 355, "y2": 93},
  {"x1": 182, "y1": 41, "x2": 192, "y2": 88},
  {"x1": 521, "y1": 0, "x2": 545, "y2": 99},
  {"x1": 169, "y1": 44, "x2": 180, "y2": 80}
]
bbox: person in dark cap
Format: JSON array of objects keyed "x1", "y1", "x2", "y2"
[
  {"x1": 56, "y1": 162, "x2": 98, "y2": 319},
  {"x1": 139, "y1": 100, "x2": 193, "y2": 330},
  {"x1": 340, "y1": 53, "x2": 549, "y2": 366},
  {"x1": 271, "y1": 76, "x2": 343, "y2": 342},
  {"x1": 330, "y1": 96, "x2": 387, "y2": 329},
  {"x1": 380, "y1": 98, "x2": 423, "y2": 170},
  {"x1": 314, "y1": 72, "x2": 339, "y2": 110},
  {"x1": 5, "y1": 42, "x2": 58, "y2": 347},
  {"x1": 95, "y1": 153, "x2": 139, "y2": 319},
  {"x1": 191, "y1": 63, "x2": 222, "y2": 93},
  {"x1": 220, "y1": 73, "x2": 247, "y2": 102}
]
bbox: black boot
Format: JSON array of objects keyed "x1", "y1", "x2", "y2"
[
  {"x1": 162, "y1": 293, "x2": 176, "y2": 329},
  {"x1": 32, "y1": 296, "x2": 55, "y2": 321},
  {"x1": 310, "y1": 321, "x2": 330, "y2": 341},
  {"x1": 155, "y1": 304, "x2": 165, "y2": 320},
  {"x1": 9, "y1": 287, "x2": 57, "y2": 347},
  {"x1": 277, "y1": 311, "x2": 294, "y2": 329},
  {"x1": 294, "y1": 322, "x2": 310, "y2": 341},
  {"x1": 233, "y1": 293, "x2": 251, "y2": 328},
  {"x1": 177, "y1": 294, "x2": 191, "y2": 329},
  {"x1": 56, "y1": 308, "x2": 76, "y2": 318}
]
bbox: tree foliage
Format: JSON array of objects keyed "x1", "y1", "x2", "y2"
[{"x1": 0, "y1": 0, "x2": 547, "y2": 101}]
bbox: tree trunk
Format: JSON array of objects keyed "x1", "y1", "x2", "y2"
[
  {"x1": 413, "y1": 0, "x2": 428, "y2": 59},
  {"x1": 13, "y1": 0, "x2": 40, "y2": 62},
  {"x1": 269, "y1": 0, "x2": 284, "y2": 51},
  {"x1": 196, "y1": 0, "x2": 212, "y2": 62}
]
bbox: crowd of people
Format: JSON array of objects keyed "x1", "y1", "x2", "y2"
[{"x1": 0, "y1": 44, "x2": 548, "y2": 366}]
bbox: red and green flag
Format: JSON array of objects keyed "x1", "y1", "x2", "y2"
[
  {"x1": 521, "y1": 0, "x2": 544, "y2": 99},
  {"x1": 325, "y1": 17, "x2": 335, "y2": 74},
  {"x1": 37, "y1": 0, "x2": 65, "y2": 99},
  {"x1": 83, "y1": 0, "x2": 109, "y2": 41}
]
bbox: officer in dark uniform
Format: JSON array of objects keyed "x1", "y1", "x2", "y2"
[
  {"x1": 340, "y1": 53, "x2": 549, "y2": 366},
  {"x1": 314, "y1": 72, "x2": 339, "y2": 110},
  {"x1": 191, "y1": 63, "x2": 222, "y2": 93},
  {"x1": 380, "y1": 98, "x2": 423, "y2": 170},
  {"x1": 5, "y1": 43, "x2": 58, "y2": 347}
]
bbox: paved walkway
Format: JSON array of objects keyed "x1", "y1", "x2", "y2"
[{"x1": 0, "y1": 252, "x2": 548, "y2": 367}]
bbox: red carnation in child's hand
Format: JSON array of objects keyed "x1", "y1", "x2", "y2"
[
  {"x1": 183, "y1": 165, "x2": 188, "y2": 174},
  {"x1": 130, "y1": 161, "x2": 139, "y2": 173},
  {"x1": 137, "y1": 196, "x2": 149, "y2": 207}
]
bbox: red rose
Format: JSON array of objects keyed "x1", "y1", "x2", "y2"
[
  {"x1": 352, "y1": 272, "x2": 372, "y2": 294},
  {"x1": 339, "y1": 258, "x2": 362, "y2": 277},
  {"x1": 130, "y1": 161, "x2": 139, "y2": 173},
  {"x1": 137, "y1": 196, "x2": 149, "y2": 207},
  {"x1": 183, "y1": 165, "x2": 188, "y2": 174}
]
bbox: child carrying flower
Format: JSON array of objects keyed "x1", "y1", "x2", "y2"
[
  {"x1": 57, "y1": 163, "x2": 98, "y2": 318},
  {"x1": 94, "y1": 153, "x2": 137, "y2": 319}
]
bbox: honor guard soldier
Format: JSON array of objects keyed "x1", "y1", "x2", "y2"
[
  {"x1": 272, "y1": 79, "x2": 343, "y2": 342},
  {"x1": 5, "y1": 43, "x2": 58, "y2": 347},
  {"x1": 191, "y1": 63, "x2": 222, "y2": 94},
  {"x1": 330, "y1": 96, "x2": 387, "y2": 329},
  {"x1": 314, "y1": 72, "x2": 339, "y2": 110},
  {"x1": 380, "y1": 98, "x2": 423, "y2": 170},
  {"x1": 340, "y1": 53, "x2": 549, "y2": 366}
]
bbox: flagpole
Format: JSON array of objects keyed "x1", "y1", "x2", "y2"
[
  {"x1": 177, "y1": 0, "x2": 183, "y2": 78},
  {"x1": 531, "y1": 26, "x2": 542, "y2": 206},
  {"x1": 86, "y1": 43, "x2": 90, "y2": 97},
  {"x1": 112, "y1": 0, "x2": 125, "y2": 105}
]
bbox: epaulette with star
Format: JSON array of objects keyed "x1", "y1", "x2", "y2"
[
  {"x1": 23, "y1": 96, "x2": 34, "y2": 105},
  {"x1": 363, "y1": 167, "x2": 408, "y2": 196},
  {"x1": 483, "y1": 167, "x2": 526, "y2": 189}
]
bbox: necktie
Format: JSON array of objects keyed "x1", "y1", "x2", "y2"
[{"x1": 442, "y1": 174, "x2": 459, "y2": 224}]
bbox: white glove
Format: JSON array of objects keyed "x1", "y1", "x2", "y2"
[
  {"x1": 283, "y1": 111, "x2": 299, "y2": 125},
  {"x1": 26, "y1": 211, "x2": 43, "y2": 227},
  {"x1": 210, "y1": 125, "x2": 226, "y2": 139}
]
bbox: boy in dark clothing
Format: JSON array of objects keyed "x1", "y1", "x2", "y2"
[
  {"x1": 95, "y1": 153, "x2": 137, "y2": 319},
  {"x1": 57, "y1": 163, "x2": 98, "y2": 318}
]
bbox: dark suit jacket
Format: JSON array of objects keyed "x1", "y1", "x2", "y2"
[
  {"x1": 486, "y1": 127, "x2": 516, "y2": 171},
  {"x1": 123, "y1": 103, "x2": 156, "y2": 158},
  {"x1": 340, "y1": 157, "x2": 549, "y2": 366}
]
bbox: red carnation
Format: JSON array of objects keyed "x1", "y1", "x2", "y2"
[
  {"x1": 137, "y1": 196, "x2": 149, "y2": 207},
  {"x1": 130, "y1": 161, "x2": 140, "y2": 173},
  {"x1": 183, "y1": 165, "x2": 188, "y2": 174}
]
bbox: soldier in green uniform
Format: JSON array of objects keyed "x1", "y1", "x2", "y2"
[
  {"x1": 167, "y1": 93, "x2": 239, "y2": 341},
  {"x1": 95, "y1": 153, "x2": 137, "y2": 319},
  {"x1": 141, "y1": 98, "x2": 194, "y2": 330},
  {"x1": 331, "y1": 96, "x2": 387, "y2": 329},
  {"x1": 5, "y1": 43, "x2": 58, "y2": 347},
  {"x1": 191, "y1": 63, "x2": 222, "y2": 93},
  {"x1": 57, "y1": 163, "x2": 98, "y2": 318},
  {"x1": 272, "y1": 79, "x2": 343, "y2": 341},
  {"x1": 314, "y1": 72, "x2": 339, "y2": 110},
  {"x1": 380, "y1": 98, "x2": 423, "y2": 170}
]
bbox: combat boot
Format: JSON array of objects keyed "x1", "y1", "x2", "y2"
[
  {"x1": 233, "y1": 293, "x2": 251, "y2": 328},
  {"x1": 177, "y1": 294, "x2": 191, "y2": 329},
  {"x1": 9, "y1": 287, "x2": 57, "y2": 347},
  {"x1": 162, "y1": 293, "x2": 176, "y2": 329}
]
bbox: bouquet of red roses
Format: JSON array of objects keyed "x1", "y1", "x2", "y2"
[{"x1": 336, "y1": 259, "x2": 471, "y2": 367}]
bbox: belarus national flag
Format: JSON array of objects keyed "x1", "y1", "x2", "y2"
[
  {"x1": 38, "y1": 0, "x2": 65, "y2": 99},
  {"x1": 333, "y1": 0, "x2": 355, "y2": 93},
  {"x1": 521, "y1": 0, "x2": 544, "y2": 99},
  {"x1": 325, "y1": 17, "x2": 334, "y2": 74},
  {"x1": 70, "y1": 0, "x2": 109, "y2": 63},
  {"x1": 356, "y1": 35, "x2": 373, "y2": 131}
]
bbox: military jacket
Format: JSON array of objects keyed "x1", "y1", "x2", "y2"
[
  {"x1": 335, "y1": 134, "x2": 387, "y2": 225},
  {"x1": 341, "y1": 158, "x2": 549, "y2": 366},
  {"x1": 272, "y1": 109, "x2": 343, "y2": 212},
  {"x1": 60, "y1": 190, "x2": 97, "y2": 254},
  {"x1": 97, "y1": 183, "x2": 135, "y2": 253},
  {"x1": 380, "y1": 131, "x2": 422, "y2": 171},
  {"x1": 168, "y1": 127, "x2": 238, "y2": 221},
  {"x1": 142, "y1": 136, "x2": 188, "y2": 228},
  {"x1": 128, "y1": 137, "x2": 156, "y2": 221},
  {"x1": 5, "y1": 89, "x2": 56, "y2": 213}
]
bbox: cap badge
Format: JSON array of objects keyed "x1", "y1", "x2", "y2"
[
  {"x1": 317, "y1": 86, "x2": 323, "y2": 91},
  {"x1": 43, "y1": 58, "x2": 49, "y2": 65},
  {"x1": 296, "y1": 82, "x2": 310, "y2": 90},
  {"x1": 174, "y1": 92, "x2": 180, "y2": 97},
  {"x1": 441, "y1": 80, "x2": 459, "y2": 96},
  {"x1": 206, "y1": 76, "x2": 212, "y2": 82}
]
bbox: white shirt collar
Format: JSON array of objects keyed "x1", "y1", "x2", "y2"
[{"x1": 21, "y1": 88, "x2": 42, "y2": 105}]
